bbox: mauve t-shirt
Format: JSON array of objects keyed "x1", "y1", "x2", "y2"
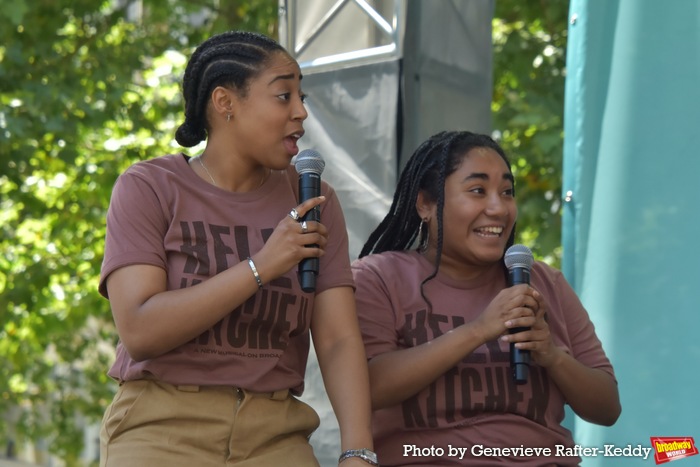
[
  {"x1": 352, "y1": 250, "x2": 616, "y2": 466},
  {"x1": 100, "y1": 153, "x2": 353, "y2": 395}
]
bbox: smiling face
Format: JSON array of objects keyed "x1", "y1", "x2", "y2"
[
  {"x1": 226, "y1": 51, "x2": 308, "y2": 170},
  {"x1": 418, "y1": 146, "x2": 517, "y2": 276}
]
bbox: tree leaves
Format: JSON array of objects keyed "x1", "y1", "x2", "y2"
[
  {"x1": 0, "y1": 0, "x2": 281, "y2": 462},
  {"x1": 0, "y1": 0, "x2": 569, "y2": 462},
  {"x1": 0, "y1": 1, "x2": 29, "y2": 26},
  {"x1": 493, "y1": 0, "x2": 569, "y2": 265}
]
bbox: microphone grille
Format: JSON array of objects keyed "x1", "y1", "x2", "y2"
[
  {"x1": 294, "y1": 149, "x2": 325, "y2": 175},
  {"x1": 504, "y1": 244, "x2": 534, "y2": 270}
]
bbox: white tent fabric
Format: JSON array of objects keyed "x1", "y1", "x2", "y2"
[
  {"x1": 280, "y1": 1, "x2": 494, "y2": 464},
  {"x1": 297, "y1": 61, "x2": 399, "y2": 258},
  {"x1": 295, "y1": 59, "x2": 399, "y2": 467}
]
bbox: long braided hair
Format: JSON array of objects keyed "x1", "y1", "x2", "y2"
[
  {"x1": 175, "y1": 31, "x2": 288, "y2": 147},
  {"x1": 359, "y1": 131, "x2": 516, "y2": 303}
]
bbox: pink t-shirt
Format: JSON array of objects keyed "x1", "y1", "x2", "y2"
[
  {"x1": 352, "y1": 250, "x2": 616, "y2": 466},
  {"x1": 100, "y1": 153, "x2": 353, "y2": 394}
]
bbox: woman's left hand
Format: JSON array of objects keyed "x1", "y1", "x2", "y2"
[{"x1": 502, "y1": 291, "x2": 621, "y2": 426}]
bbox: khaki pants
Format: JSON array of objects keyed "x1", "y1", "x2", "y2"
[{"x1": 99, "y1": 379, "x2": 321, "y2": 467}]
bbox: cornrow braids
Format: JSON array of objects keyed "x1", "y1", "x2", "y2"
[
  {"x1": 359, "y1": 132, "x2": 449, "y2": 257},
  {"x1": 175, "y1": 31, "x2": 288, "y2": 147},
  {"x1": 359, "y1": 130, "x2": 515, "y2": 308}
]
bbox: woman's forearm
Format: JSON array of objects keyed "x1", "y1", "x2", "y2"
[
  {"x1": 312, "y1": 288, "x2": 374, "y2": 451},
  {"x1": 367, "y1": 323, "x2": 487, "y2": 409},
  {"x1": 544, "y1": 348, "x2": 621, "y2": 425}
]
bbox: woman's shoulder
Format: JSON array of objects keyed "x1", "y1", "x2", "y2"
[
  {"x1": 531, "y1": 260, "x2": 571, "y2": 294},
  {"x1": 531, "y1": 260, "x2": 564, "y2": 280},
  {"x1": 114, "y1": 154, "x2": 198, "y2": 199},
  {"x1": 531, "y1": 260, "x2": 561, "y2": 276},
  {"x1": 122, "y1": 153, "x2": 187, "y2": 179},
  {"x1": 352, "y1": 250, "x2": 422, "y2": 275}
]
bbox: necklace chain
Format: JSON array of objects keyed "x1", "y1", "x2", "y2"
[
  {"x1": 196, "y1": 154, "x2": 267, "y2": 188},
  {"x1": 197, "y1": 155, "x2": 217, "y2": 187}
]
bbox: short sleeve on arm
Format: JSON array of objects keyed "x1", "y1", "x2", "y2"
[
  {"x1": 99, "y1": 170, "x2": 169, "y2": 298},
  {"x1": 352, "y1": 259, "x2": 401, "y2": 359},
  {"x1": 553, "y1": 270, "x2": 617, "y2": 380},
  {"x1": 314, "y1": 185, "x2": 354, "y2": 293}
]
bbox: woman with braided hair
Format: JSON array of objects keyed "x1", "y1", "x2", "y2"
[
  {"x1": 352, "y1": 131, "x2": 620, "y2": 466},
  {"x1": 98, "y1": 31, "x2": 375, "y2": 467}
]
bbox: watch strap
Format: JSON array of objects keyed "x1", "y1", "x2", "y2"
[{"x1": 338, "y1": 448, "x2": 379, "y2": 466}]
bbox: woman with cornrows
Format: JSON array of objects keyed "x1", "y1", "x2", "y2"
[
  {"x1": 352, "y1": 131, "x2": 620, "y2": 466},
  {"x1": 99, "y1": 31, "x2": 375, "y2": 467}
]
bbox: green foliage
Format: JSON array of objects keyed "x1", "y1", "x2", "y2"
[
  {"x1": 0, "y1": 0, "x2": 278, "y2": 464},
  {"x1": 0, "y1": 0, "x2": 569, "y2": 463},
  {"x1": 493, "y1": 0, "x2": 569, "y2": 265}
]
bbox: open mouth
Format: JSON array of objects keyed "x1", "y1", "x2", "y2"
[{"x1": 284, "y1": 131, "x2": 304, "y2": 155}]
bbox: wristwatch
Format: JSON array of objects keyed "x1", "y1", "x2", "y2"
[{"x1": 338, "y1": 448, "x2": 379, "y2": 466}]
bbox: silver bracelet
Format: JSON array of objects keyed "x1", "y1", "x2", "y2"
[
  {"x1": 339, "y1": 449, "x2": 379, "y2": 466},
  {"x1": 247, "y1": 257, "x2": 263, "y2": 289}
]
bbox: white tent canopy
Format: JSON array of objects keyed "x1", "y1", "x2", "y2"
[{"x1": 279, "y1": 1, "x2": 494, "y2": 464}]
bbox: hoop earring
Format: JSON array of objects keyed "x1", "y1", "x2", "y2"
[{"x1": 418, "y1": 218, "x2": 430, "y2": 252}]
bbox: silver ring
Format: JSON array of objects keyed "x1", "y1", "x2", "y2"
[
  {"x1": 288, "y1": 208, "x2": 300, "y2": 221},
  {"x1": 300, "y1": 220, "x2": 308, "y2": 234}
]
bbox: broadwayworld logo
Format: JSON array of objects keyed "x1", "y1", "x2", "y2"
[{"x1": 650, "y1": 437, "x2": 698, "y2": 464}]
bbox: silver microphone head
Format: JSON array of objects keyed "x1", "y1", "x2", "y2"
[
  {"x1": 294, "y1": 149, "x2": 325, "y2": 176},
  {"x1": 504, "y1": 244, "x2": 534, "y2": 271}
]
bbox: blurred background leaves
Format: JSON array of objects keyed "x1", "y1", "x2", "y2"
[{"x1": 0, "y1": 0, "x2": 568, "y2": 463}]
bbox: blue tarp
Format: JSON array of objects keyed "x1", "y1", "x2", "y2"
[{"x1": 562, "y1": 0, "x2": 700, "y2": 464}]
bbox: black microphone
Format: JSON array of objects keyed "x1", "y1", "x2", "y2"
[
  {"x1": 504, "y1": 244, "x2": 534, "y2": 385},
  {"x1": 294, "y1": 149, "x2": 325, "y2": 293}
]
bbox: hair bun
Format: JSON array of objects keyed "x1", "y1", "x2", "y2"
[{"x1": 175, "y1": 120, "x2": 207, "y2": 147}]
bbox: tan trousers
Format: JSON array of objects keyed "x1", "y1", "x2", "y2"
[{"x1": 99, "y1": 379, "x2": 321, "y2": 467}]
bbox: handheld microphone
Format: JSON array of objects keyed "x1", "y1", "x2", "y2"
[
  {"x1": 294, "y1": 149, "x2": 325, "y2": 293},
  {"x1": 504, "y1": 244, "x2": 534, "y2": 385}
]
